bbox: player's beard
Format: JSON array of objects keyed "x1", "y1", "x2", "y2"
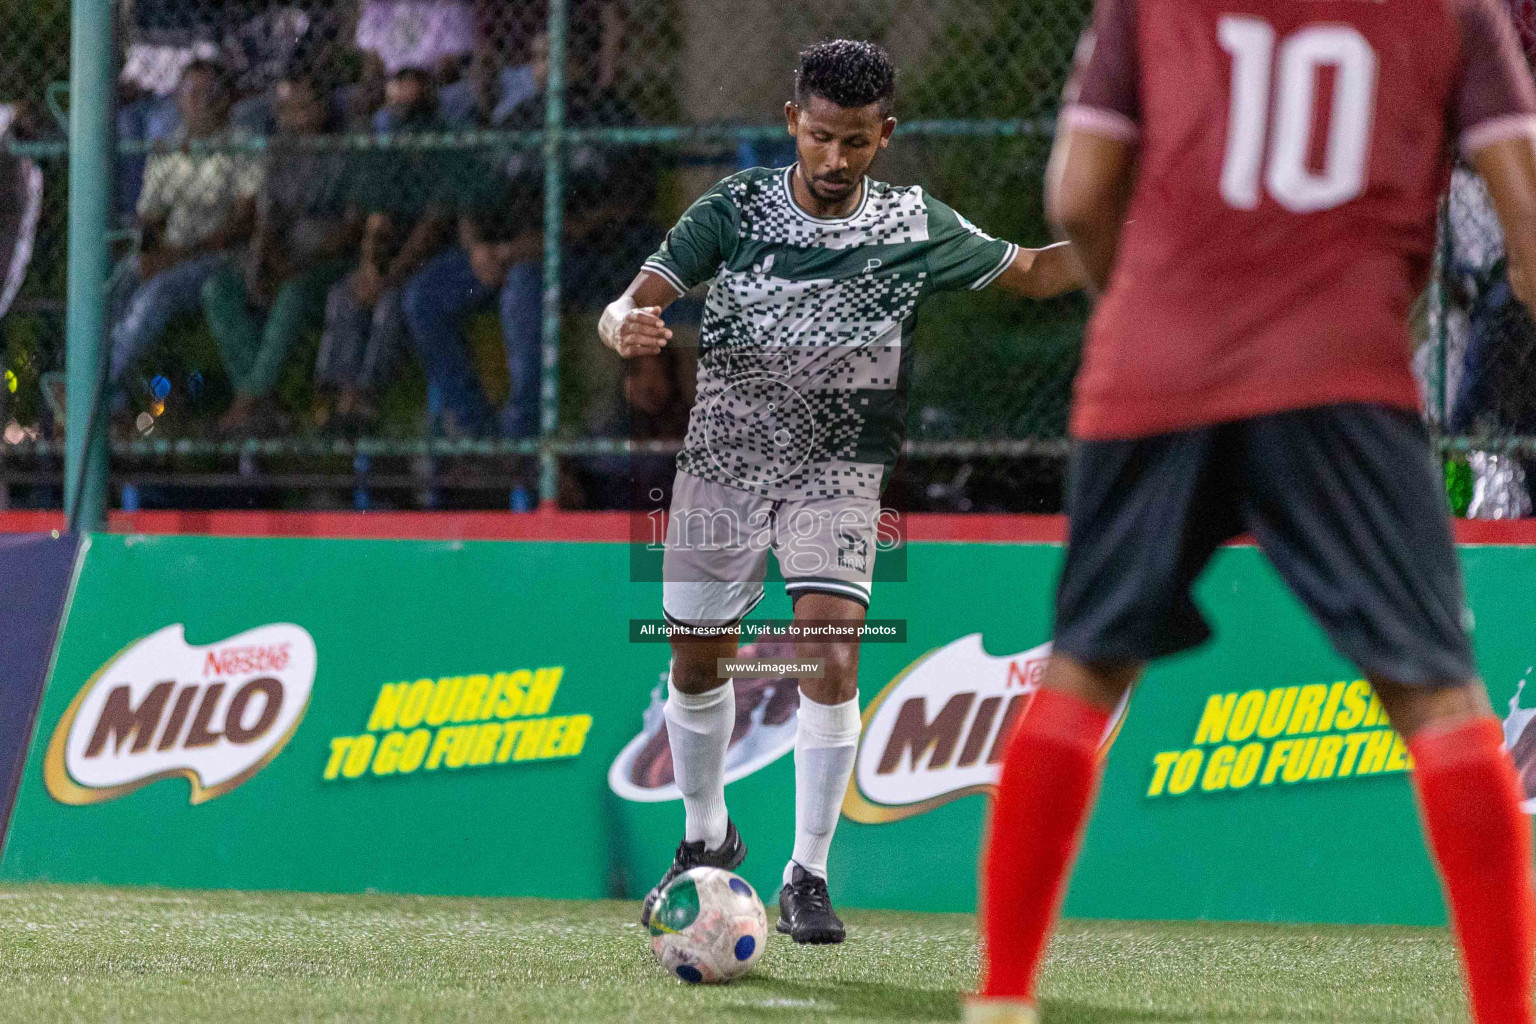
[{"x1": 810, "y1": 176, "x2": 857, "y2": 203}]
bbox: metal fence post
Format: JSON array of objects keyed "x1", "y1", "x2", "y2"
[
  {"x1": 538, "y1": 0, "x2": 569, "y2": 505},
  {"x1": 62, "y1": 0, "x2": 113, "y2": 531}
]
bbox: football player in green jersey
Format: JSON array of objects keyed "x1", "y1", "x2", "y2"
[{"x1": 600, "y1": 39, "x2": 1083, "y2": 945}]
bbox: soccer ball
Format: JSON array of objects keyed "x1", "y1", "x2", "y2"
[{"x1": 649, "y1": 867, "x2": 767, "y2": 983}]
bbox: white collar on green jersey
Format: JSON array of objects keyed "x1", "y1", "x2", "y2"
[{"x1": 782, "y1": 164, "x2": 871, "y2": 224}]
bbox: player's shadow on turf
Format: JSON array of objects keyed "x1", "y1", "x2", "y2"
[
  {"x1": 1041, "y1": 1001, "x2": 1292, "y2": 1022},
  {"x1": 731, "y1": 977, "x2": 958, "y2": 1020},
  {"x1": 722, "y1": 984, "x2": 1232, "y2": 1023},
  {"x1": 731, "y1": 981, "x2": 1295, "y2": 1024}
]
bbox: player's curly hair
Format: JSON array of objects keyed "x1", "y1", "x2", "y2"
[{"x1": 794, "y1": 40, "x2": 896, "y2": 115}]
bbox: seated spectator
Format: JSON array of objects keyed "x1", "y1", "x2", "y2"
[
  {"x1": 222, "y1": 2, "x2": 348, "y2": 135},
  {"x1": 355, "y1": 0, "x2": 475, "y2": 76},
  {"x1": 1433, "y1": 164, "x2": 1536, "y2": 516},
  {"x1": 0, "y1": 102, "x2": 44, "y2": 322},
  {"x1": 201, "y1": 72, "x2": 360, "y2": 434},
  {"x1": 313, "y1": 68, "x2": 453, "y2": 430},
  {"x1": 116, "y1": 42, "x2": 220, "y2": 216},
  {"x1": 108, "y1": 60, "x2": 262, "y2": 397},
  {"x1": 497, "y1": 28, "x2": 663, "y2": 288},
  {"x1": 224, "y1": 2, "x2": 345, "y2": 134},
  {"x1": 563, "y1": 348, "x2": 689, "y2": 509},
  {"x1": 225, "y1": 4, "x2": 327, "y2": 96},
  {"x1": 402, "y1": 28, "x2": 661, "y2": 439},
  {"x1": 402, "y1": 205, "x2": 539, "y2": 438},
  {"x1": 436, "y1": 40, "x2": 538, "y2": 128},
  {"x1": 337, "y1": 49, "x2": 388, "y2": 130},
  {"x1": 373, "y1": 67, "x2": 438, "y2": 132}
]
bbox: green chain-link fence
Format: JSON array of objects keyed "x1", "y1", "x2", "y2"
[
  {"x1": 5, "y1": 0, "x2": 1084, "y2": 513},
  {"x1": 0, "y1": 0, "x2": 69, "y2": 507},
  {"x1": 1427, "y1": 162, "x2": 1536, "y2": 520}
]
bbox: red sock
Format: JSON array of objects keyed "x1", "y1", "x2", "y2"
[
  {"x1": 1411, "y1": 716, "x2": 1536, "y2": 1024},
  {"x1": 980, "y1": 687, "x2": 1111, "y2": 1001}
]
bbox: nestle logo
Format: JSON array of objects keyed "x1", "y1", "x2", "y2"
[
  {"x1": 45, "y1": 623, "x2": 315, "y2": 805},
  {"x1": 203, "y1": 643, "x2": 291, "y2": 678},
  {"x1": 1007, "y1": 656, "x2": 1046, "y2": 690}
]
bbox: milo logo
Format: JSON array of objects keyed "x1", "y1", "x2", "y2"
[
  {"x1": 1504, "y1": 674, "x2": 1536, "y2": 814},
  {"x1": 609, "y1": 641, "x2": 800, "y2": 803},
  {"x1": 843, "y1": 634, "x2": 1125, "y2": 824},
  {"x1": 44, "y1": 623, "x2": 316, "y2": 805}
]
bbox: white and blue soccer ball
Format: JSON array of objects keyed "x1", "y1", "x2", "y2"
[{"x1": 648, "y1": 867, "x2": 767, "y2": 983}]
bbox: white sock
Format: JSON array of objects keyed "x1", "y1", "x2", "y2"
[
  {"x1": 785, "y1": 692, "x2": 862, "y2": 884},
  {"x1": 664, "y1": 674, "x2": 734, "y2": 849}
]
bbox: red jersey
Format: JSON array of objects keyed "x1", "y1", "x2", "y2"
[{"x1": 1064, "y1": 0, "x2": 1536, "y2": 439}]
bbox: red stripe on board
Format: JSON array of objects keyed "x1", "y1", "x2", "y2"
[
  {"x1": 1451, "y1": 518, "x2": 1536, "y2": 545},
  {"x1": 2, "y1": 509, "x2": 1536, "y2": 545},
  {"x1": 902, "y1": 514, "x2": 1068, "y2": 543},
  {"x1": 0, "y1": 509, "x2": 636, "y2": 541},
  {"x1": 0, "y1": 509, "x2": 1063, "y2": 542}
]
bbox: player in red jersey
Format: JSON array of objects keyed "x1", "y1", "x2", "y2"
[{"x1": 968, "y1": 0, "x2": 1536, "y2": 1019}]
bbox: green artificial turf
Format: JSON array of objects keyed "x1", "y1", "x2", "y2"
[{"x1": 0, "y1": 884, "x2": 1467, "y2": 1024}]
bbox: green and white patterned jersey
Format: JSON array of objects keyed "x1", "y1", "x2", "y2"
[{"x1": 644, "y1": 164, "x2": 1018, "y2": 501}]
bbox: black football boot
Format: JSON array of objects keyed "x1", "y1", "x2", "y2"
[
  {"x1": 776, "y1": 864, "x2": 846, "y2": 944},
  {"x1": 639, "y1": 820, "x2": 748, "y2": 927}
]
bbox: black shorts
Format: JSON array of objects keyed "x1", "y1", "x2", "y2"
[{"x1": 1054, "y1": 403, "x2": 1474, "y2": 685}]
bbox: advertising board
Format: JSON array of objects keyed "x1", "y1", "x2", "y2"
[{"x1": 4, "y1": 528, "x2": 1536, "y2": 926}]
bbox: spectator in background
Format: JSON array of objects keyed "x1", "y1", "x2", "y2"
[
  {"x1": 312, "y1": 67, "x2": 453, "y2": 430},
  {"x1": 1439, "y1": 165, "x2": 1536, "y2": 517},
  {"x1": 116, "y1": 42, "x2": 220, "y2": 217},
  {"x1": 372, "y1": 67, "x2": 437, "y2": 132},
  {"x1": 108, "y1": 60, "x2": 262, "y2": 396},
  {"x1": 0, "y1": 102, "x2": 45, "y2": 324},
  {"x1": 497, "y1": 27, "x2": 660, "y2": 279},
  {"x1": 224, "y1": 1, "x2": 346, "y2": 134},
  {"x1": 355, "y1": 0, "x2": 476, "y2": 77},
  {"x1": 226, "y1": 4, "x2": 327, "y2": 95},
  {"x1": 201, "y1": 72, "x2": 360, "y2": 434},
  {"x1": 338, "y1": 50, "x2": 389, "y2": 130},
  {"x1": 402, "y1": 202, "x2": 538, "y2": 438},
  {"x1": 1425, "y1": 0, "x2": 1536, "y2": 517},
  {"x1": 437, "y1": 38, "x2": 539, "y2": 128},
  {"x1": 226, "y1": 6, "x2": 310, "y2": 133},
  {"x1": 436, "y1": 46, "x2": 486, "y2": 126},
  {"x1": 563, "y1": 348, "x2": 689, "y2": 509},
  {"x1": 403, "y1": 26, "x2": 660, "y2": 438}
]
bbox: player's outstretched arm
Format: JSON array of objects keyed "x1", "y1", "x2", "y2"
[
  {"x1": 599, "y1": 270, "x2": 683, "y2": 359},
  {"x1": 1045, "y1": 128, "x2": 1136, "y2": 294},
  {"x1": 989, "y1": 241, "x2": 1085, "y2": 299},
  {"x1": 1472, "y1": 135, "x2": 1536, "y2": 310}
]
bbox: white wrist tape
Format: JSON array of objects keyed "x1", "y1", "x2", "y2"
[{"x1": 599, "y1": 299, "x2": 633, "y2": 351}]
